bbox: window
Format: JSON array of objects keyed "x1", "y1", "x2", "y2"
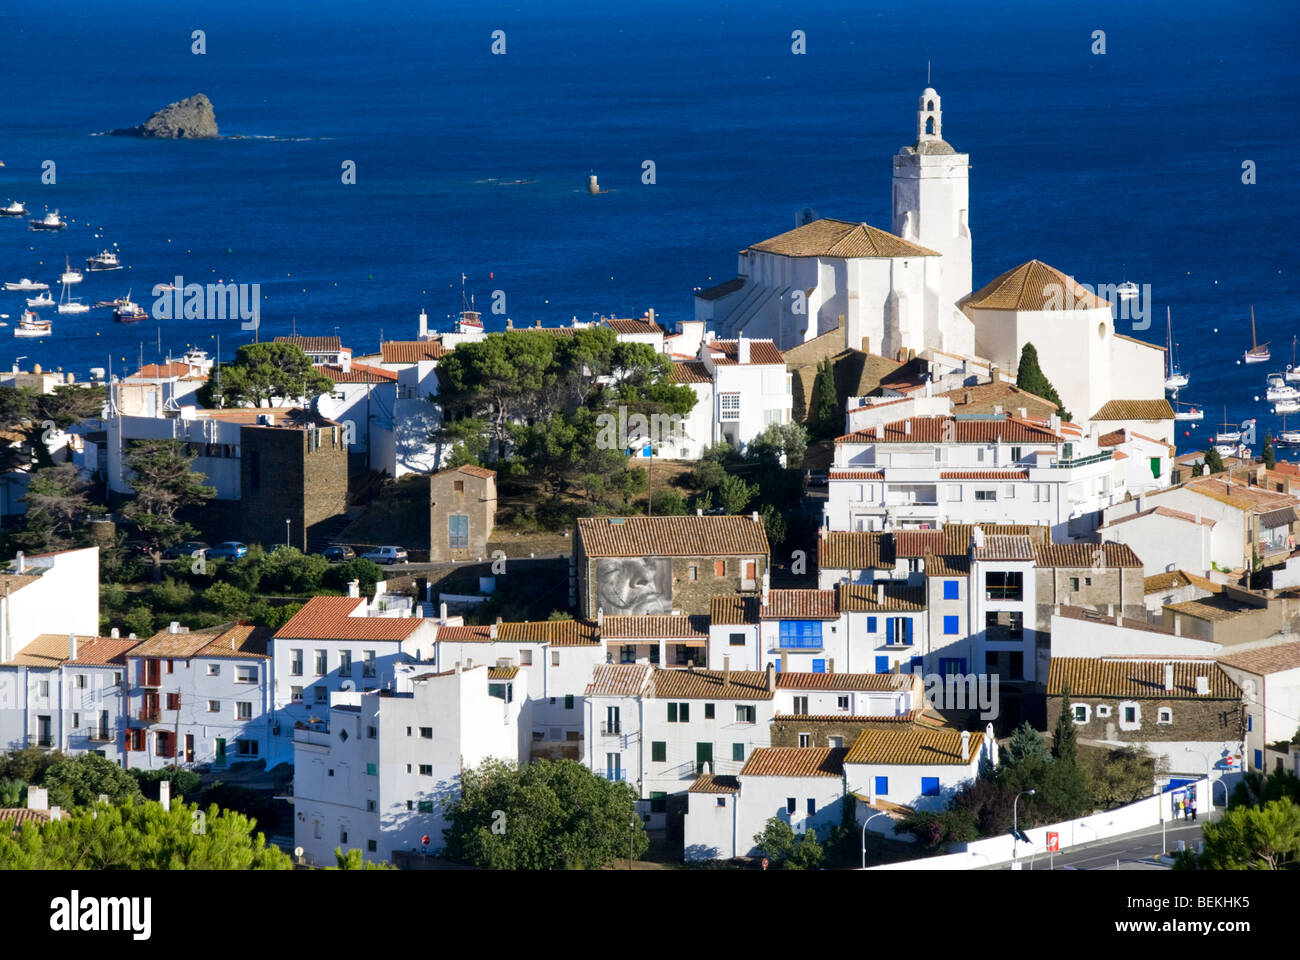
[
  {"x1": 208, "y1": 700, "x2": 221, "y2": 713},
  {"x1": 419, "y1": 764, "x2": 433, "y2": 776},
  {"x1": 291, "y1": 686, "x2": 303, "y2": 702},
  {"x1": 704, "y1": 703, "x2": 715, "y2": 720},
  {"x1": 874, "y1": 776, "x2": 888, "y2": 796},
  {"x1": 1119, "y1": 702, "x2": 1141, "y2": 730},
  {"x1": 943, "y1": 615, "x2": 960, "y2": 635},
  {"x1": 735, "y1": 705, "x2": 756, "y2": 723},
  {"x1": 1010, "y1": 446, "x2": 1021, "y2": 462},
  {"x1": 720, "y1": 393, "x2": 741, "y2": 421},
  {"x1": 806, "y1": 798, "x2": 816, "y2": 815},
  {"x1": 207, "y1": 664, "x2": 220, "y2": 677},
  {"x1": 717, "y1": 797, "x2": 727, "y2": 808},
  {"x1": 974, "y1": 489, "x2": 996, "y2": 502},
  {"x1": 875, "y1": 655, "x2": 890, "y2": 673},
  {"x1": 650, "y1": 792, "x2": 668, "y2": 813},
  {"x1": 314, "y1": 649, "x2": 327, "y2": 676},
  {"x1": 1157, "y1": 708, "x2": 1173, "y2": 724},
  {"x1": 72, "y1": 712, "x2": 79, "y2": 728},
  {"x1": 520, "y1": 650, "x2": 532, "y2": 666},
  {"x1": 1247, "y1": 715, "x2": 1253, "y2": 732},
  {"x1": 448, "y1": 514, "x2": 469, "y2": 549},
  {"x1": 236, "y1": 665, "x2": 257, "y2": 683},
  {"x1": 338, "y1": 651, "x2": 352, "y2": 677},
  {"x1": 339, "y1": 728, "x2": 349, "y2": 742},
  {"x1": 732, "y1": 743, "x2": 744, "y2": 762},
  {"x1": 453, "y1": 479, "x2": 465, "y2": 493},
  {"x1": 651, "y1": 741, "x2": 667, "y2": 762},
  {"x1": 778, "y1": 620, "x2": 822, "y2": 648},
  {"x1": 786, "y1": 797, "x2": 797, "y2": 814},
  {"x1": 1072, "y1": 704, "x2": 1089, "y2": 723},
  {"x1": 714, "y1": 560, "x2": 726, "y2": 578},
  {"x1": 38, "y1": 680, "x2": 49, "y2": 698},
  {"x1": 921, "y1": 777, "x2": 940, "y2": 797},
  {"x1": 237, "y1": 701, "x2": 252, "y2": 720},
  {"x1": 73, "y1": 673, "x2": 87, "y2": 689},
  {"x1": 565, "y1": 694, "x2": 574, "y2": 710},
  {"x1": 811, "y1": 658, "x2": 827, "y2": 674},
  {"x1": 362, "y1": 651, "x2": 376, "y2": 678},
  {"x1": 837, "y1": 695, "x2": 849, "y2": 710},
  {"x1": 165, "y1": 692, "x2": 180, "y2": 711},
  {"x1": 237, "y1": 740, "x2": 258, "y2": 756},
  {"x1": 668, "y1": 702, "x2": 690, "y2": 722},
  {"x1": 793, "y1": 696, "x2": 809, "y2": 714},
  {"x1": 943, "y1": 580, "x2": 960, "y2": 600},
  {"x1": 367, "y1": 726, "x2": 376, "y2": 739},
  {"x1": 417, "y1": 800, "x2": 434, "y2": 814},
  {"x1": 984, "y1": 571, "x2": 1023, "y2": 601},
  {"x1": 689, "y1": 565, "x2": 699, "y2": 581},
  {"x1": 729, "y1": 632, "x2": 745, "y2": 647},
  {"x1": 551, "y1": 651, "x2": 560, "y2": 667},
  {"x1": 367, "y1": 840, "x2": 377, "y2": 853},
  {"x1": 290, "y1": 649, "x2": 303, "y2": 676},
  {"x1": 1095, "y1": 704, "x2": 1111, "y2": 718},
  {"x1": 867, "y1": 616, "x2": 877, "y2": 633},
  {"x1": 798, "y1": 733, "x2": 811, "y2": 748}
]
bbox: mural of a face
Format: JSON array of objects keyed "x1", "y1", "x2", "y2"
[{"x1": 595, "y1": 557, "x2": 672, "y2": 615}]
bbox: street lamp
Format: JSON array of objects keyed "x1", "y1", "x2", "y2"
[
  {"x1": 285, "y1": 518, "x2": 291, "y2": 549},
  {"x1": 860, "y1": 811, "x2": 890, "y2": 869},
  {"x1": 629, "y1": 816, "x2": 636, "y2": 870},
  {"x1": 1013, "y1": 789, "x2": 1036, "y2": 865}
]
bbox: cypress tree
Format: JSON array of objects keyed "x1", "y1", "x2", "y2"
[
  {"x1": 812, "y1": 358, "x2": 838, "y2": 437},
  {"x1": 1015, "y1": 342, "x2": 1071, "y2": 421},
  {"x1": 1204, "y1": 447, "x2": 1225, "y2": 474},
  {"x1": 1263, "y1": 436, "x2": 1276, "y2": 469},
  {"x1": 1052, "y1": 680, "x2": 1078, "y2": 766}
]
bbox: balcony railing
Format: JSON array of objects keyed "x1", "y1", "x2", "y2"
[
  {"x1": 139, "y1": 673, "x2": 161, "y2": 688},
  {"x1": 1051, "y1": 450, "x2": 1113, "y2": 469},
  {"x1": 776, "y1": 636, "x2": 823, "y2": 650},
  {"x1": 25, "y1": 734, "x2": 55, "y2": 750},
  {"x1": 88, "y1": 730, "x2": 113, "y2": 742},
  {"x1": 138, "y1": 707, "x2": 161, "y2": 723},
  {"x1": 600, "y1": 769, "x2": 627, "y2": 782},
  {"x1": 600, "y1": 722, "x2": 622, "y2": 736}
]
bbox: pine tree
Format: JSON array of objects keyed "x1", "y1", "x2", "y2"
[
  {"x1": 1263, "y1": 436, "x2": 1276, "y2": 469},
  {"x1": 1052, "y1": 680, "x2": 1078, "y2": 766},
  {"x1": 1204, "y1": 447, "x2": 1225, "y2": 474},
  {"x1": 1015, "y1": 343, "x2": 1071, "y2": 421}
]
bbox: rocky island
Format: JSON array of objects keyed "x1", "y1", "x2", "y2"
[{"x1": 110, "y1": 93, "x2": 219, "y2": 139}]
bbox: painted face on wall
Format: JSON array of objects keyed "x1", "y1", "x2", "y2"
[{"x1": 595, "y1": 557, "x2": 672, "y2": 616}]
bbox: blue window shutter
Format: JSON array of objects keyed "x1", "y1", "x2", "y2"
[
  {"x1": 875, "y1": 776, "x2": 888, "y2": 796},
  {"x1": 867, "y1": 616, "x2": 877, "y2": 632},
  {"x1": 885, "y1": 617, "x2": 895, "y2": 645},
  {"x1": 875, "y1": 655, "x2": 889, "y2": 673},
  {"x1": 905, "y1": 619, "x2": 914, "y2": 645},
  {"x1": 1255, "y1": 749, "x2": 1263, "y2": 769},
  {"x1": 921, "y1": 777, "x2": 939, "y2": 797},
  {"x1": 812, "y1": 659, "x2": 826, "y2": 673},
  {"x1": 943, "y1": 615, "x2": 959, "y2": 635},
  {"x1": 1247, "y1": 715, "x2": 1253, "y2": 732},
  {"x1": 943, "y1": 580, "x2": 959, "y2": 600}
]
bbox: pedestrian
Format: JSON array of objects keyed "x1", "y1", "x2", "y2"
[{"x1": 1190, "y1": 800, "x2": 1197, "y2": 821}]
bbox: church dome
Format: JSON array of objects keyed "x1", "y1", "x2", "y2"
[{"x1": 912, "y1": 138, "x2": 956, "y2": 155}]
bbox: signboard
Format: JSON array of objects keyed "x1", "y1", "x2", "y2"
[{"x1": 1046, "y1": 832, "x2": 1059, "y2": 853}]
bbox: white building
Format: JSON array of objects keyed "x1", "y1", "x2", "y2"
[
  {"x1": 1101, "y1": 505, "x2": 1216, "y2": 577},
  {"x1": 123, "y1": 622, "x2": 272, "y2": 770},
  {"x1": 310, "y1": 358, "x2": 398, "y2": 469},
  {"x1": 843, "y1": 724, "x2": 994, "y2": 813},
  {"x1": 1217, "y1": 643, "x2": 1300, "y2": 774},
  {"x1": 376, "y1": 340, "x2": 447, "y2": 476},
  {"x1": 292, "y1": 662, "x2": 521, "y2": 865},
  {"x1": 0, "y1": 547, "x2": 101, "y2": 664}
]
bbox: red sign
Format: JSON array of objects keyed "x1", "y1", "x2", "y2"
[
  {"x1": 421, "y1": 835, "x2": 430, "y2": 846},
  {"x1": 1046, "y1": 832, "x2": 1059, "y2": 853},
  {"x1": 761, "y1": 857, "x2": 770, "y2": 871}
]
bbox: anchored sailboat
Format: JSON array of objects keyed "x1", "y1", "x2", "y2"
[
  {"x1": 1244, "y1": 306, "x2": 1270, "y2": 364},
  {"x1": 1164, "y1": 307, "x2": 1188, "y2": 391}
]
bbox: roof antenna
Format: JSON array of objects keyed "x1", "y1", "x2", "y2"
[{"x1": 927, "y1": 61, "x2": 931, "y2": 85}]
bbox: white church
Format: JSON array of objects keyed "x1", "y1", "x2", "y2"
[{"x1": 695, "y1": 87, "x2": 1169, "y2": 431}]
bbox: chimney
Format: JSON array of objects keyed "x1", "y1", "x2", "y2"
[
  {"x1": 1164, "y1": 664, "x2": 1175, "y2": 692},
  {"x1": 168, "y1": 621, "x2": 181, "y2": 634},
  {"x1": 765, "y1": 662, "x2": 776, "y2": 692},
  {"x1": 489, "y1": 623, "x2": 498, "y2": 639},
  {"x1": 990, "y1": 365, "x2": 1000, "y2": 382},
  {"x1": 1018, "y1": 407, "x2": 1027, "y2": 420},
  {"x1": 828, "y1": 657, "x2": 835, "y2": 674},
  {"x1": 159, "y1": 779, "x2": 171, "y2": 812},
  {"x1": 963, "y1": 391, "x2": 971, "y2": 405},
  {"x1": 597, "y1": 607, "x2": 604, "y2": 626},
  {"x1": 723, "y1": 655, "x2": 731, "y2": 686},
  {"x1": 904, "y1": 420, "x2": 912, "y2": 436},
  {"x1": 110, "y1": 628, "x2": 119, "y2": 639},
  {"x1": 1174, "y1": 614, "x2": 1182, "y2": 636},
  {"x1": 14, "y1": 551, "x2": 23, "y2": 574},
  {"x1": 418, "y1": 309, "x2": 428, "y2": 339},
  {"x1": 68, "y1": 633, "x2": 77, "y2": 661},
  {"x1": 961, "y1": 730, "x2": 970, "y2": 758},
  {"x1": 347, "y1": 579, "x2": 360, "y2": 598},
  {"x1": 1106, "y1": 603, "x2": 1114, "y2": 617},
  {"x1": 439, "y1": 601, "x2": 448, "y2": 621},
  {"x1": 27, "y1": 786, "x2": 48, "y2": 811},
  {"x1": 738, "y1": 336, "x2": 751, "y2": 364},
  {"x1": 875, "y1": 581, "x2": 884, "y2": 605},
  {"x1": 696, "y1": 508, "x2": 703, "y2": 516},
  {"x1": 455, "y1": 661, "x2": 462, "y2": 674},
  {"x1": 647, "y1": 308, "x2": 655, "y2": 325},
  {"x1": 1196, "y1": 675, "x2": 1210, "y2": 695},
  {"x1": 752, "y1": 511, "x2": 760, "y2": 523},
  {"x1": 875, "y1": 423, "x2": 883, "y2": 438}
]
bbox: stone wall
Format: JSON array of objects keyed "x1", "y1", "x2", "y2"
[
  {"x1": 1045, "y1": 694, "x2": 1243, "y2": 744},
  {"x1": 239, "y1": 423, "x2": 348, "y2": 550}
]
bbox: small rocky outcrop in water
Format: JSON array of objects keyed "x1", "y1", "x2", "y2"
[{"x1": 111, "y1": 94, "x2": 218, "y2": 139}]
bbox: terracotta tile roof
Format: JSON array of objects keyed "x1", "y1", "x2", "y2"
[
  {"x1": 650, "y1": 668, "x2": 773, "y2": 700},
  {"x1": 433, "y1": 625, "x2": 493, "y2": 642},
  {"x1": 943, "y1": 524, "x2": 1049, "y2": 554},
  {"x1": 1218, "y1": 642, "x2": 1300, "y2": 676},
  {"x1": 740, "y1": 746, "x2": 848, "y2": 778},
  {"x1": 893, "y1": 531, "x2": 945, "y2": 558},
  {"x1": 670, "y1": 361, "x2": 713, "y2": 384},
  {"x1": 760, "y1": 589, "x2": 838, "y2": 620},
  {"x1": 973, "y1": 534, "x2": 1035, "y2": 561},
  {"x1": 604, "y1": 317, "x2": 662, "y2": 335},
  {"x1": 274, "y1": 597, "x2": 429, "y2": 641},
  {"x1": 923, "y1": 553, "x2": 971, "y2": 577},
  {"x1": 130, "y1": 622, "x2": 270, "y2": 660},
  {"x1": 577, "y1": 515, "x2": 769, "y2": 558},
  {"x1": 66, "y1": 636, "x2": 142, "y2": 666},
  {"x1": 776, "y1": 672, "x2": 913, "y2": 692},
  {"x1": 193, "y1": 624, "x2": 272, "y2": 659},
  {"x1": 381, "y1": 340, "x2": 446, "y2": 363},
  {"x1": 710, "y1": 596, "x2": 760, "y2": 626},
  {"x1": 585, "y1": 662, "x2": 654, "y2": 697},
  {"x1": 5, "y1": 634, "x2": 113, "y2": 668},
  {"x1": 1033, "y1": 542, "x2": 1143, "y2": 568},
  {"x1": 828, "y1": 469, "x2": 885, "y2": 480},
  {"x1": 1165, "y1": 597, "x2": 1259, "y2": 624},
  {"x1": 960, "y1": 260, "x2": 1110, "y2": 312},
  {"x1": 1183, "y1": 477, "x2": 1298, "y2": 512},
  {"x1": 837, "y1": 416, "x2": 1062, "y2": 445},
  {"x1": 689, "y1": 774, "x2": 740, "y2": 794},
  {"x1": 1143, "y1": 570, "x2": 1192, "y2": 592},
  {"x1": 275, "y1": 335, "x2": 343, "y2": 353},
  {"x1": 0, "y1": 573, "x2": 40, "y2": 597},
  {"x1": 704, "y1": 339, "x2": 786, "y2": 366},
  {"x1": 438, "y1": 464, "x2": 496, "y2": 480},
  {"x1": 1090, "y1": 399, "x2": 1175, "y2": 421},
  {"x1": 845, "y1": 726, "x2": 983, "y2": 765},
  {"x1": 1047, "y1": 657, "x2": 1240, "y2": 698},
  {"x1": 1052, "y1": 605, "x2": 1177, "y2": 636},
  {"x1": 128, "y1": 361, "x2": 206, "y2": 380},
  {"x1": 818, "y1": 532, "x2": 895, "y2": 571},
  {"x1": 487, "y1": 665, "x2": 519, "y2": 680},
  {"x1": 1104, "y1": 505, "x2": 1217, "y2": 530},
  {"x1": 600, "y1": 615, "x2": 709, "y2": 639},
  {"x1": 696, "y1": 278, "x2": 745, "y2": 301},
  {"x1": 318, "y1": 362, "x2": 398, "y2": 383},
  {"x1": 937, "y1": 380, "x2": 1058, "y2": 417},
  {"x1": 0, "y1": 808, "x2": 51, "y2": 827},
  {"x1": 1098, "y1": 429, "x2": 1127, "y2": 447},
  {"x1": 749, "y1": 219, "x2": 939, "y2": 259},
  {"x1": 939, "y1": 470, "x2": 1029, "y2": 480},
  {"x1": 836, "y1": 583, "x2": 926, "y2": 612},
  {"x1": 497, "y1": 620, "x2": 600, "y2": 646}
]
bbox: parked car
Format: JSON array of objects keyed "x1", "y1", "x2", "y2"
[
  {"x1": 122, "y1": 539, "x2": 153, "y2": 558},
  {"x1": 163, "y1": 540, "x2": 210, "y2": 560},
  {"x1": 361, "y1": 545, "x2": 408, "y2": 565},
  {"x1": 323, "y1": 544, "x2": 356, "y2": 562},
  {"x1": 806, "y1": 469, "x2": 829, "y2": 486},
  {"x1": 206, "y1": 541, "x2": 249, "y2": 561}
]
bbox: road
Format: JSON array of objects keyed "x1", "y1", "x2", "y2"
[{"x1": 991, "y1": 817, "x2": 1209, "y2": 870}]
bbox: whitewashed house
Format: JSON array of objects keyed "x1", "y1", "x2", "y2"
[
  {"x1": 1217, "y1": 643, "x2": 1300, "y2": 774},
  {"x1": 0, "y1": 548, "x2": 101, "y2": 664},
  {"x1": 1100, "y1": 505, "x2": 1216, "y2": 577},
  {"x1": 292, "y1": 662, "x2": 521, "y2": 866},
  {"x1": 844, "y1": 724, "x2": 994, "y2": 813}
]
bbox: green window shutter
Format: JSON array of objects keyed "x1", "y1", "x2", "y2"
[
  {"x1": 564, "y1": 694, "x2": 574, "y2": 710},
  {"x1": 681, "y1": 703, "x2": 690, "y2": 722},
  {"x1": 652, "y1": 741, "x2": 666, "y2": 762},
  {"x1": 366, "y1": 763, "x2": 376, "y2": 776},
  {"x1": 732, "y1": 743, "x2": 744, "y2": 762},
  {"x1": 667, "y1": 703, "x2": 677, "y2": 723},
  {"x1": 704, "y1": 703, "x2": 715, "y2": 719}
]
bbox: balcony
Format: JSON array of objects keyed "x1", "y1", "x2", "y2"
[
  {"x1": 88, "y1": 730, "x2": 113, "y2": 742},
  {"x1": 138, "y1": 707, "x2": 161, "y2": 723},
  {"x1": 600, "y1": 722, "x2": 622, "y2": 737},
  {"x1": 25, "y1": 735, "x2": 55, "y2": 750},
  {"x1": 599, "y1": 769, "x2": 628, "y2": 782},
  {"x1": 1051, "y1": 450, "x2": 1113, "y2": 469},
  {"x1": 139, "y1": 673, "x2": 161, "y2": 689},
  {"x1": 775, "y1": 636, "x2": 824, "y2": 650}
]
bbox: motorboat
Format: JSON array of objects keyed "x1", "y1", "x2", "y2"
[
  {"x1": 1266, "y1": 374, "x2": 1299, "y2": 402},
  {"x1": 25, "y1": 290, "x2": 55, "y2": 309},
  {"x1": 85, "y1": 249, "x2": 123, "y2": 271},
  {"x1": 0, "y1": 200, "x2": 27, "y2": 217},
  {"x1": 59, "y1": 256, "x2": 82, "y2": 285},
  {"x1": 28, "y1": 209, "x2": 67, "y2": 231},
  {"x1": 1116, "y1": 281, "x2": 1139, "y2": 302},
  {"x1": 13, "y1": 310, "x2": 51, "y2": 338},
  {"x1": 113, "y1": 292, "x2": 147, "y2": 323},
  {"x1": 4, "y1": 278, "x2": 48, "y2": 291},
  {"x1": 1173, "y1": 403, "x2": 1203, "y2": 422}
]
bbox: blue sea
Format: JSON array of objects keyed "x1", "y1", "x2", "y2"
[{"x1": 0, "y1": 0, "x2": 1296, "y2": 453}]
